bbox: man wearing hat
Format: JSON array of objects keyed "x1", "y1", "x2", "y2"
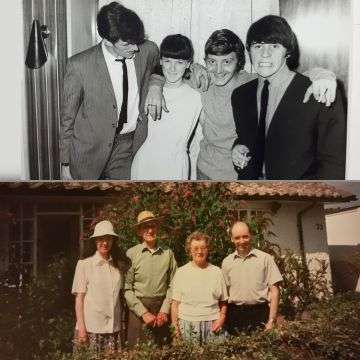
[
  {"x1": 124, "y1": 210, "x2": 177, "y2": 346},
  {"x1": 72, "y1": 220, "x2": 129, "y2": 353}
]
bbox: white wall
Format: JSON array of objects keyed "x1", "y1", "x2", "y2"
[
  {"x1": 326, "y1": 207, "x2": 360, "y2": 245},
  {"x1": 347, "y1": 0, "x2": 360, "y2": 179},
  {"x1": 0, "y1": 0, "x2": 28, "y2": 180},
  {"x1": 67, "y1": 0, "x2": 98, "y2": 57},
  {"x1": 98, "y1": 0, "x2": 279, "y2": 66},
  {"x1": 269, "y1": 202, "x2": 331, "y2": 281}
]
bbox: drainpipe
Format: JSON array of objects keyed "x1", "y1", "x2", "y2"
[{"x1": 297, "y1": 202, "x2": 317, "y2": 266}]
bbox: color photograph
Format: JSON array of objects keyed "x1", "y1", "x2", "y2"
[{"x1": 0, "y1": 181, "x2": 359, "y2": 359}]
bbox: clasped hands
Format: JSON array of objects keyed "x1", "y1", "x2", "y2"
[{"x1": 142, "y1": 311, "x2": 169, "y2": 327}]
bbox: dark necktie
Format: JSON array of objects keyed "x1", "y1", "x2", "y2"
[
  {"x1": 257, "y1": 79, "x2": 269, "y2": 172},
  {"x1": 115, "y1": 58, "x2": 128, "y2": 134}
]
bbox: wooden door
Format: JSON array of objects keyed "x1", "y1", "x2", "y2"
[{"x1": 24, "y1": 0, "x2": 67, "y2": 179}]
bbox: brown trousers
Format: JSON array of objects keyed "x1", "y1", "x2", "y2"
[{"x1": 126, "y1": 296, "x2": 171, "y2": 347}]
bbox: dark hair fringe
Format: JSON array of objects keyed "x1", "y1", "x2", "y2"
[
  {"x1": 205, "y1": 29, "x2": 246, "y2": 71},
  {"x1": 246, "y1": 15, "x2": 300, "y2": 70},
  {"x1": 97, "y1": 1, "x2": 145, "y2": 45},
  {"x1": 160, "y1": 34, "x2": 194, "y2": 61}
]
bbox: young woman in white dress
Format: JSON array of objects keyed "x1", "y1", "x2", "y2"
[{"x1": 131, "y1": 34, "x2": 202, "y2": 180}]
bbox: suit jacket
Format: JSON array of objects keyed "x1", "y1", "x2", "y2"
[
  {"x1": 60, "y1": 41, "x2": 159, "y2": 179},
  {"x1": 231, "y1": 72, "x2": 346, "y2": 180}
]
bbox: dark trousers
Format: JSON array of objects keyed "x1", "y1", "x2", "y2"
[
  {"x1": 225, "y1": 303, "x2": 269, "y2": 335},
  {"x1": 100, "y1": 131, "x2": 135, "y2": 180},
  {"x1": 126, "y1": 296, "x2": 171, "y2": 347}
]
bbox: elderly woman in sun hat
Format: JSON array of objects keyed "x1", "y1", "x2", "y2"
[
  {"x1": 71, "y1": 220, "x2": 130, "y2": 354},
  {"x1": 124, "y1": 210, "x2": 177, "y2": 346}
]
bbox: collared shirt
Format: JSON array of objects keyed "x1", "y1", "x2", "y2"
[
  {"x1": 102, "y1": 41, "x2": 139, "y2": 134},
  {"x1": 71, "y1": 251, "x2": 123, "y2": 333},
  {"x1": 257, "y1": 64, "x2": 295, "y2": 135},
  {"x1": 124, "y1": 242, "x2": 177, "y2": 317},
  {"x1": 221, "y1": 248, "x2": 283, "y2": 305}
]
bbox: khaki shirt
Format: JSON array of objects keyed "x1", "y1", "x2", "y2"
[
  {"x1": 72, "y1": 251, "x2": 123, "y2": 333},
  {"x1": 221, "y1": 248, "x2": 282, "y2": 305},
  {"x1": 124, "y1": 243, "x2": 177, "y2": 317}
]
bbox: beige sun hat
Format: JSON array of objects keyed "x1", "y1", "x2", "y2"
[
  {"x1": 133, "y1": 210, "x2": 163, "y2": 228},
  {"x1": 90, "y1": 220, "x2": 118, "y2": 238}
]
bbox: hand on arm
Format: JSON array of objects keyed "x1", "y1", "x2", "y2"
[
  {"x1": 265, "y1": 284, "x2": 280, "y2": 330},
  {"x1": 303, "y1": 67, "x2": 337, "y2": 107},
  {"x1": 145, "y1": 82, "x2": 168, "y2": 120},
  {"x1": 75, "y1": 293, "x2": 87, "y2": 343},
  {"x1": 189, "y1": 63, "x2": 211, "y2": 92}
]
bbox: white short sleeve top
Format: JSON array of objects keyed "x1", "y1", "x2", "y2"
[{"x1": 72, "y1": 251, "x2": 123, "y2": 333}]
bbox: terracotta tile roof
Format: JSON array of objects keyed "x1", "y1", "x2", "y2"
[{"x1": 0, "y1": 181, "x2": 355, "y2": 202}]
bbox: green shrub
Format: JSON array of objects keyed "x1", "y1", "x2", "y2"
[
  {"x1": 0, "y1": 256, "x2": 75, "y2": 360},
  {"x1": 47, "y1": 292, "x2": 359, "y2": 360},
  {"x1": 93, "y1": 183, "x2": 331, "y2": 316}
]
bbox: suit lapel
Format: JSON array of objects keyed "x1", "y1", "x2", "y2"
[{"x1": 94, "y1": 44, "x2": 117, "y2": 102}]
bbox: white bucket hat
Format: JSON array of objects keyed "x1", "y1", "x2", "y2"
[{"x1": 90, "y1": 220, "x2": 118, "y2": 238}]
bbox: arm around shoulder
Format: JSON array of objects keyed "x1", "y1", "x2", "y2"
[{"x1": 316, "y1": 89, "x2": 346, "y2": 179}]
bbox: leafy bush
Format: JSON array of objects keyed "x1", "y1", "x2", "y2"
[
  {"x1": 92, "y1": 182, "x2": 331, "y2": 316},
  {"x1": 42, "y1": 292, "x2": 360, "y2": 360},
  {"x1": 0, "y1": 256, "x2": 76, "y2": 360}
]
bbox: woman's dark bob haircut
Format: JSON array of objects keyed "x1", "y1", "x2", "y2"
[
  {"x1": 246, "y1": 15, "x2": 299, "y2": 70},
  {"x1": 97, "y1": 1, "x2": 145, "y2": 45},
  {"x1": 160, "y1": 34, "x2": 194, "y2": 62},
  {"x1": 205, "y1": 29, "x2": 246, "y2": 71}
]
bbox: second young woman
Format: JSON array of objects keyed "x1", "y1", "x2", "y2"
[{"x1": 131, "y1": 34, "x2": 202, "y2": 180}]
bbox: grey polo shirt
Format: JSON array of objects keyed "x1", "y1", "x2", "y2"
[{"x1": 221, "y1": 248, "x2": 283, "y2": 305}]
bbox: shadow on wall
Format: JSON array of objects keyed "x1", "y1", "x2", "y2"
[{"x1": 329, "y1": 245, "x2": 360, "y2": 292}]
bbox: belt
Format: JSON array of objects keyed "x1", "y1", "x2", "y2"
[{"x1": 229, "y1": 302, "x2": 268, "y2": 309}]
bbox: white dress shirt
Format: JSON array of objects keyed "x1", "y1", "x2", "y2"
[
  {"x1": 102, "y1": 41, "x2": 139, "y2": 134},
  {"x1": 72, "y1": 251, "x2": 123, "y2": 333}
]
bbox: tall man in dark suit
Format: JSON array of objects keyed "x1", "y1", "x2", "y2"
[
  {"x1": 231, "y1": 15, "x2": 346, "y2": 180},
  {"x1": 60, "y1": 2, "x2": 162, "y2": 180}
]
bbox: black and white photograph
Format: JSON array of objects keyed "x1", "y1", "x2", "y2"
[
  {"x1": 1, "y1": 1, "x2": 360, "y2": 359},
  {"x1": 0, "y1": 0, "x2": 359, "y2": 180}
]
